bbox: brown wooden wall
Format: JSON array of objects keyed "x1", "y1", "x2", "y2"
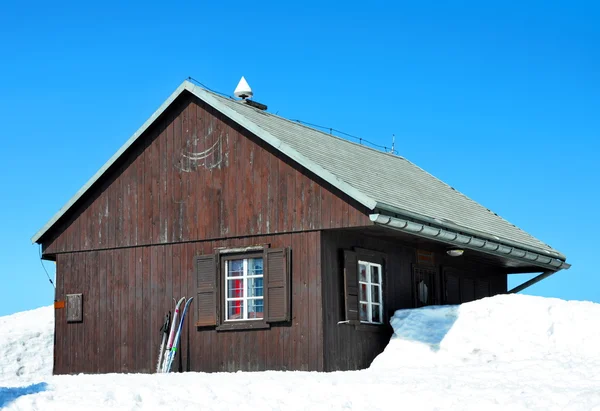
[
  {"x1": 53, "y1": 231, "x2": 323, "y2": 374},
  {"x1": 320, "y1": 229, "x2": 507, "y2": 372},
  {"x1": 42, "y1": 92, "x2": 370, "y2": 256}
]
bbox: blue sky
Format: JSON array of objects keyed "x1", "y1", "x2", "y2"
[{"x1": 0, "y1": 1, "x2": 598, "y2": 316}]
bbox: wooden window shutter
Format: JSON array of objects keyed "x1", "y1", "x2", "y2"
[
  {"x1": 196, "y1": 254, "x2": 218, "y2": 326},
  {"x1": 265, "y1": 248, "x2": 290, "y2": 323},
  {"x1": 343, "y1": 250, "x2": 359, "y2": 322}
]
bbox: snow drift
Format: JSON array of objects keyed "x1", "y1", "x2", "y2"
[
  {"x1": 0, "y1": 305, "x2": 53, "y2": 387},
  {"x1": 2, "y1": 295, "x2": 600, "y2": 410},
  {"x1": 371, "y1": 294, "x2": 600, "y2": 369}
]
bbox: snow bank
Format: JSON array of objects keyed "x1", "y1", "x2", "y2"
[
  {"x1": 2, "y1": 295, "x2": 600, "y2": 410},
  {"x1": 0, "y1": 305, "x2": 53, "y2": 386},
  {"x1": 370, "y1": 294, "x2": 600, "y2": 370}
]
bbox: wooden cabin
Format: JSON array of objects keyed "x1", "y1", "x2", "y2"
[{"x1": 32, "y1": 80, "x2": 570, "y2": 374}]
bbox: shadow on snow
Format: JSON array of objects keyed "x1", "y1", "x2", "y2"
[
  {"x1": 0, "y1": 382, "x2": 48, "y2": 408},
  {"x1": 390, "y1": 305, "x2": 460, "y2": 351}
]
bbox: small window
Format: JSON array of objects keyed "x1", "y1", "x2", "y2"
[
  {"x1": 224, "y1": 256, "x2": 264, "y2": 321},
  {"x1": 358, "y1": 261, "x2": 383, "y2": 324},
  {"x1": 196, "y1": 248, "x2": 290, "y2": 330}
]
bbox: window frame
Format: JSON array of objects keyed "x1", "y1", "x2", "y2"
[
  {"x1": 358, "y1": 260, "x2": 384, "y2": 325},
  {"x1": 221, "y1": 252, "x2": 266, "y2": 324}
]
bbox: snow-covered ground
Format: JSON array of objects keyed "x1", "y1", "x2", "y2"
[{"x1": 2, "y1": 295, "x2": 600, "y2": 410}]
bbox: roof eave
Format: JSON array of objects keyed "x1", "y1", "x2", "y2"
[
  {"x1": 370, "y1": 213, "x2": 570, "y2": 271},
  {"x1": 374, "y1": 202, "x2": 567, "y2": 262}
]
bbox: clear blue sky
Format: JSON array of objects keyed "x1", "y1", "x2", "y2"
[{"x1": 0, "y1": 1, "x2": 598, "y2": 316}]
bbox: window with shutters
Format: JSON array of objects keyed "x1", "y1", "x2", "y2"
[
  {"x1": 223, "y1": 254, "x2": 264, "y2": 321},
  {"x1": 358, "y1": 261, "x2": 383, "y2": 324},
  {"x1": 195, "y1": 247, "x2": 290, "y2": 331},
  {"x1": 343, "y1": 249, "x2": 387, "y2": 328}
]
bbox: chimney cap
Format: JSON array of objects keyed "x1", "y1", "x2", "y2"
[{"x1": 234, "y1": 76, "x2": 253, "y2": 99}]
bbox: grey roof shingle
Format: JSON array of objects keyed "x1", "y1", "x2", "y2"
[{"x1": 32, "y1": 80, "x2": 564, "y2": 262}]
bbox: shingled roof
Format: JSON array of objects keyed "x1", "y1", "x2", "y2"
[{"x1": 32, "y1": 80, "x2": 566, "y2": 265}]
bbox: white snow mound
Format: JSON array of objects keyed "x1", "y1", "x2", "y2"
[
  {"x1": 0, "y1": 305, "x2": 53, "y2": 386},
  {"x1": 371, "y1": 294, "x2": 600, "y2": 369},
  {"x1": 2, "y1": 294, "x2": 600, "y2": 410}
]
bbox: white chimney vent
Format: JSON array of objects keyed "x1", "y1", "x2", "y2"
[{"x1": 234, "y1": 76, "x2": 253, "y2": 99}]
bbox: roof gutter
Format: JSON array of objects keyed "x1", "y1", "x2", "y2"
[
  {"x1": 375, "y1": 202, "x2": 566, "y2": 261},
  {"x1": 369, "y1": 214, "x2": 571, "y2": 272}
]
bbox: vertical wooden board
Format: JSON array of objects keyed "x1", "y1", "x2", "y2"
[
  {"x1": 97, "y1": 250, "x2": 107, "y2": 373},
  {"x1": 279, "y1": 161, "x2": 289, "y2": 232},
  {"x1": 115, "y1": 164, "x2": 124, "y2": 248},
  {"x1": 130, "y1": 141, "x2": 139, "y2": 246},
  {"x1": 332, "y1": 194, "x2": 345, "y2": 228},
  {"x1": 159, "y1": 115, "x2": 168, "y2": 244},
  {"x1": 72, "y1": 217, "x2": 81, "y2": 252},
  {"x1": 173, "y1": 102, "x2": 184, "y2": 242},
  {"x1": 135, "y1": 247, "x2": 144, "y2": 372},
  {"x1": 210, "y1": 111, "x2": 225, "y2": 239},
  {"x1": 313, "y1": 231, "x2": 323, "y2": 370},
  {"x1": 266, "y1": 150, "x2": 278, "y2": 234},
  {"x1": 301, "y1": 232, "x2": 310, "y2": 369},
  {"x1": 141, "y1": 247, "x2": 151, "y2": 372},
  {"x1": 143, "y1": 129, "x2": 153, "y2": 245},
  {"x1": 88, "y1": 192, "x2": 97, "y2": 250},
  {"x1": 165, "y1": 244, "x2": 173, "y2": 332},
  {"x1": 126, "y1": 155, "x2": 134, "y2": 247},
  {"x1": 92, "y1": 186, "x2": 101, "y2": 249},
  {"x1": 185, "y1": 242, "x2": 196, "y2": 371},
  {"x1": 156, "y1": 245, "x2": 166, "y2": 369},
  {"x1": 294, "y1": 168, "x2": 304, "y2": 231},
  {"x1": 113, "y1": 249, "x2": 122, "y2": 372},
  {"x1": 321, "y1": 233, "x2": 335, "y2": 371},
  {"x1": 226, "y1": 119, "x2": 238, "y2": 238},
  {"x1": 136, "y1": 134, "x2": 145, "y2": 246},
  {"x1": 310, "y1": 180, "x2": 321, "y2": 230},
  {"x1": 120, "y1": 163, "x2": 129, "y2": 247},
  {"x1": 79, "y1": 200, "x2": 88, "y2": 251},
  {"x1": 63, "y1": 253, "x2": 73, "y2": 372},
  {"x1": 120, "y1": 248, "x2": 130, "y2": 372},
  {"x1": 149, "y1": 245, "x2": 158, "y2": 372},
  {"x1": 235, "y1": 132, "x2": 247, "y2": 235},
  {"x1": 56, "y1": 255, "x2": 67, "y2": 373},
  {"x1": 165, "y1": 110, "x2": 173, "y2": 243},
  {"x1": 88, "y1": 251, "x2": 99, "y2": 373},
  {"x1": 128, "y1": 248, "x2": 136, "y2": 373},
  {"x1": 151, "y1": 122, "x2": 161, "y2": 244},
  {"x1": 75, "y1": 254, "x2": 85, "y2": 371},
  {"x1": 179, "y1": 243, "x2": 190, "y2": 370},
  {"x1": 188, "y1": 100, "x2": 200, "y2": 241},
  {"x1": 252, "y1": 140, "x2": 264, "y2": 235},
  {"x1": 194, "y1": 101, "x2": 204, "y2": 241},
  {"x1": 181, "y1": 102, "x2": 191, "y2": 241}
]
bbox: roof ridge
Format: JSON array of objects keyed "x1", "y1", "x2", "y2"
[{"x1": 201, "y1": 87, "x2": 409, "y2": 162}]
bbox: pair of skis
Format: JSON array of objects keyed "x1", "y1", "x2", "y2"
[{"x1": 156, "y1": 296, "x2": 194, "y2": 373}]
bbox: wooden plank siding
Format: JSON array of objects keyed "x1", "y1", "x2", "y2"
[
  {"x1": 320, "y1": 229, "x2": 507, "y2": 372},
  {"x1": 42, "y1": 93, "x2": 370, "y2": 256},
  {"x1": 53, "y1": 232, "x2": 322, "y2": 374}
]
